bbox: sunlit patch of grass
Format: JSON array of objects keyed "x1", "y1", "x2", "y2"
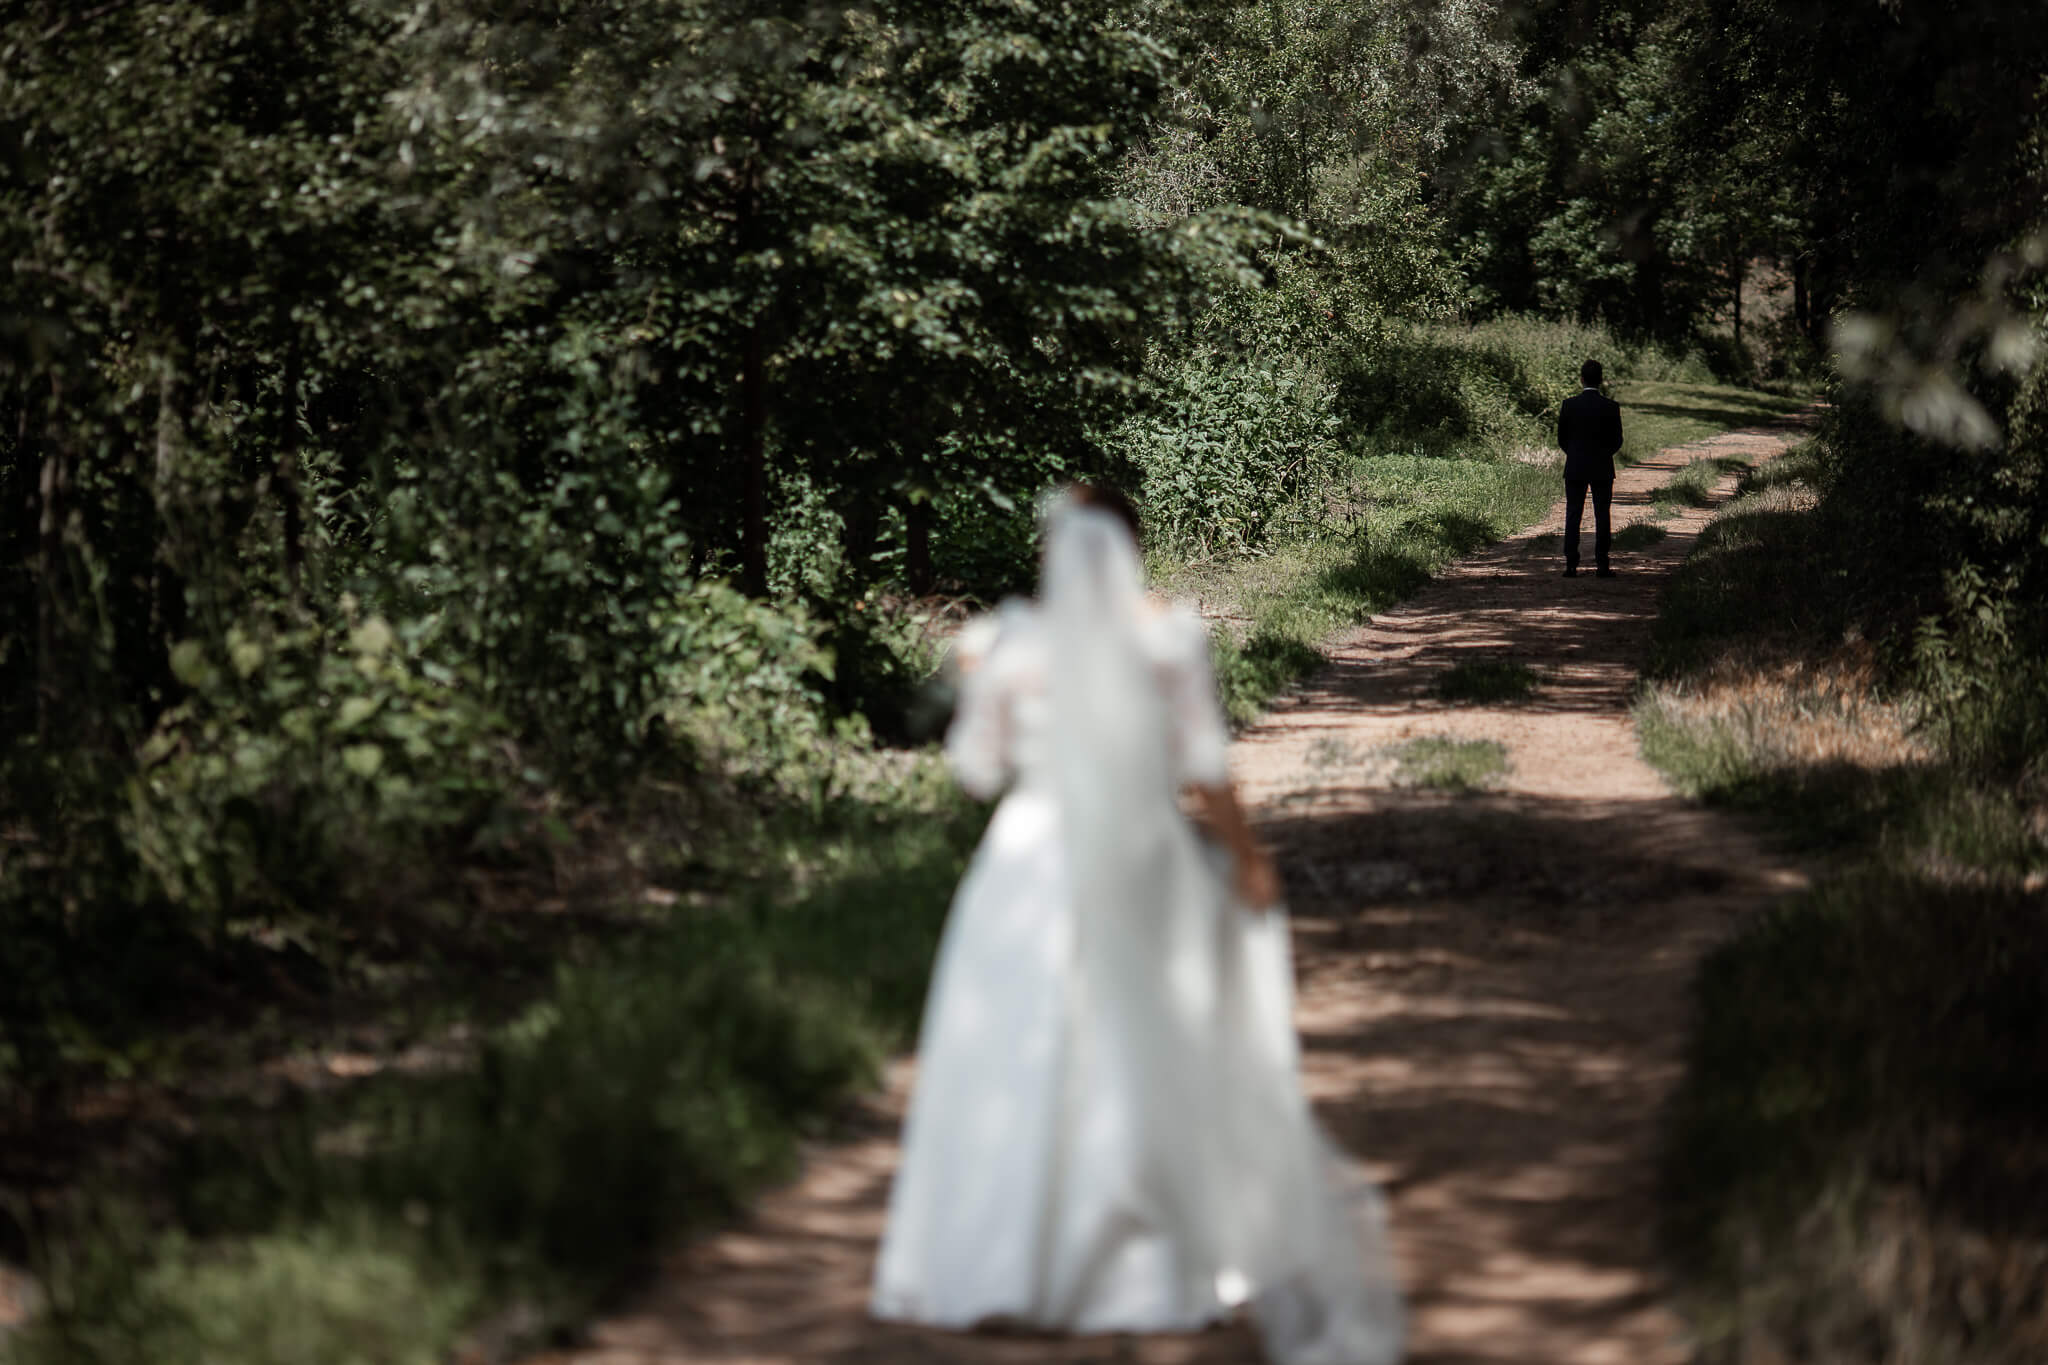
[
  {"x1": 1382, "y1": 736, "x2": 1509, "y2": 792},
  {"x1": 1651, "y1": 462, "x2": 1719, "y2": 509},
  {"x1": 1613, "y1": 380, "x2": 1813, "y2": 467},
  {"x1": 1644, "y1": 647, "x2": 1930, "y2": 778},
  {"x1": 9, "y1": 1217, "x2": 482, "y2": 1365},
  {"x1": 1654, "y1": 454, "x2": 1756, "y2": 510},
  {"x1": 1636, "y1": 653, "x2": 1934, "y2": 852},
  {"x1": 1737, "y1": 442, "x2": 1824, "y2": 496},
  {"x1": 1434, "y1": 657, "x2": 1539, "y2": 704}
]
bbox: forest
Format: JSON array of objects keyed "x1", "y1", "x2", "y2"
[{"x1": 2, "y1": 0, "x2": 2044, "y2": 1360}]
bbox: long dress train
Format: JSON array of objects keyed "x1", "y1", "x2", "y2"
[{"x1": 871, "y1": 503, "x2": 1403, "y2": 1365}]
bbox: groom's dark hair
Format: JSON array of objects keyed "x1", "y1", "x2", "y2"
[
  {"x1": 1068, "y1": 481, "x2": 1143, "y2": 546},
  {"x1": 1580, "y1": 358, "x2": 1604, "y2": 387}
]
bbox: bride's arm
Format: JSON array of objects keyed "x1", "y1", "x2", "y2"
[{"x1": 1188, "y1": 781, "x2": 1282, "y2": 910}]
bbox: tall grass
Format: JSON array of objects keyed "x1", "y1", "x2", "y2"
[
  {"x1": 1638, "y1": 443, "x2": 2048, "y2": 1363},
  {"x1": 10, "y1": 775, "x2": 985, "y2": 1365}
]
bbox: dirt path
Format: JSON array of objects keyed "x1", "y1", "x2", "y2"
[{"x1": 539, "y1": 414, "x2": 1816, "y2": 1365}]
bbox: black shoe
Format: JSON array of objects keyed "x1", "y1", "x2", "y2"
[
  {"x1": 1562, "y1": 566, "x2": 1578, "y2": 577},
  {"x1": 1596, "y1": 566, "x2": 1617, "y2": 578}
]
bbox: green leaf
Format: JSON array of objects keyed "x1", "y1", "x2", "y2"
[
  {"x1": 169, "y1": 640, "x2": 213, "y2": 688},
  {"x1": 337, "y1": 696, "x2": 382, "y2": 730}
]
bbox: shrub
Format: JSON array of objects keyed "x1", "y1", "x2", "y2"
[{"x1": 1114, "y1": 348, "x2": 1345, "y2": 561}]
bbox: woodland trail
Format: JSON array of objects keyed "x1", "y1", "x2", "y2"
[{"x1": 537, "y1": 411, "x2": 1819, "y2": 1365}]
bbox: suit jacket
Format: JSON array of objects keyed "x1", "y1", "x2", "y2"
[{"x1": 1557, "y1": 388, "x2": 1623, "y2": 483}]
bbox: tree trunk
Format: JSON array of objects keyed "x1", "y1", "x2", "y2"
[
  {"x1": 1731, "y1": 254, "x2": 1745, "y2": 357},
  {"x1": 36, "y1": 381, "x2": 64, "y2": 744},
  {"x1": 905, "y1": 495, "x2": 933, "y2": 595},
  {"x1": 272, "y1": 349, "x2": 306, "y2": 601},
  {"x1": 152, "y1": 366, "x2": 183, "y2": 648},
  {"x1": 1793, "y1": 256, "x2": 1811, "y2": 339},
  {"x1": 739, "y1": 322, "x2": 768, "y2": 597},
  {"x1": 735, "y1": 119, "x2": 771, "y2": 598}
]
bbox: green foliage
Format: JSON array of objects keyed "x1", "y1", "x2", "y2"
[
  {"x1": 1438, "y1": 10, "x2": 1785, "y2": 342},
  {"x1": 13, "y1": 1221, "x2": 480, "y2": 1365},
  {"x1": 13, "y1": 777, "x2": 984, "y2": 1364},
  {"x1": 1341, "y1": 315, "x2": 1712, "y2": 452},
  {"x1": 1648, "y1": 457, "x2": 1730, "y2": 510},
  {"x1": 0, "y1": 0, "x2": 1271, "y2": 1089},
  {"x1": 129, "y1": 614, "x2": 516, "y2": 927},
  {"x1": 1116, "y1": 348, "x2": 1344, "y2": 561},
  {"x1": 652, "y1": 580, "x2": 850, "y2": 784}
]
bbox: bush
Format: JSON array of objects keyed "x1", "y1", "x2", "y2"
[
  {"x1": 1114, "y1": 348, "x2": 1346, "y2": 562},
  {"x1": 126, "y1": 612, "x2": 519, "y2": 932}
]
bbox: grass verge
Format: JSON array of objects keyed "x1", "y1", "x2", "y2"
[
  {"x1": 1638, "y1": 443, "x2": 2048, "y2": 1363},
  {"x1": 1613, "y1": 380, "x2": 1811, "y2": 465},
  {"x1": 7, "y1": 773, "x2": 985, "y2": 1365}
]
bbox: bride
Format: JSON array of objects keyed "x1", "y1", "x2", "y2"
[{"x1": 870, "y1": 485, "x2": 1404, "y2": 1364}]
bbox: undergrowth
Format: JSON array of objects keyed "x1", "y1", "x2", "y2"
[
  {"x1": 1639, "y1": 440, "x2": 2048, "y2": 1363},
  {"x1": 9, "y1": 773, "x2": 984, "y2": 1365}
]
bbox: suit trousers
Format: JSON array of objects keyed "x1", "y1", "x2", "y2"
[{"x1": 1565, "y1": 478, "x2": 1612, "y2": 570}]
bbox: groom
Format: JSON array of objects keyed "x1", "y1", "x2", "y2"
[{"x1": 1556, "y1": 359, "x2": 1623, "y2": 578}]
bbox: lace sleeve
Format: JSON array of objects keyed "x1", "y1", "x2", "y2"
[
  {"x1": 943, "y1": 605, "x2": 1024, "y2": 800},
  {"x1": 1163, "y1": 607, "x2": 1232, "y2": 787}
]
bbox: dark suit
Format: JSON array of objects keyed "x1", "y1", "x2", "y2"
[{"x1": 1556, "y1": 387, "x2": 1623, "y2": 571}]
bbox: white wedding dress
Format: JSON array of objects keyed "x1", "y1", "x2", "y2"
[{"x1": 870, "y1": 502, "x2": 1404, "y2": 1365}]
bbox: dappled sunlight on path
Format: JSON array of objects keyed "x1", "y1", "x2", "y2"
[{"x1": 535, "y1": 410, "x2": 1817, "y2": 1365}]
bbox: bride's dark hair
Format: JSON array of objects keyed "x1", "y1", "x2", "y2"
[{"x1": 1066, "y1": 481, "x2": 1142, "y2": 546}]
